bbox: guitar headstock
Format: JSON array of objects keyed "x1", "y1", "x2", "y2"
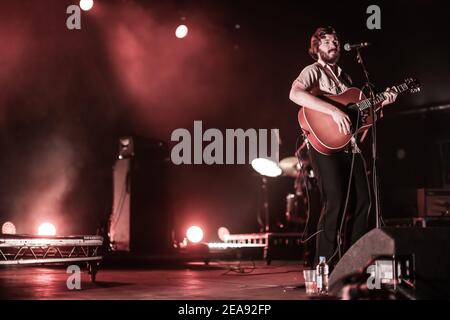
[{"x1": 404, "y1": 77, "x2": 421, "y2": 94}]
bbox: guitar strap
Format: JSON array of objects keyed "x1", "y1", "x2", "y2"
[{"x1": 321, "y1": 63, "x2": 351, "y2": 94}]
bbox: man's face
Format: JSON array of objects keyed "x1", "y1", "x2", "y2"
[{"x1": 317, "y1": 34, "x2": 340, "y2": 64}]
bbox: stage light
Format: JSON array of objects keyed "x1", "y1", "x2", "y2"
[
  {"x1": 397, "y1": 148, "x2": 406, "y2": 160},
  {"x1": 2, "y1": 222, "x2": 16, "y2": 235},
  {"x1": 175, "y1": 25, "x2": 188, "y2": 39},
  {"x1": 186, "y1": 226, "x2": 203, "y2": 243},
  {"x1": 38, "y1": 223, "x2": 56, "y2": 236},
  {"x1": 118, "y1": 136, "x2": 134, "y2": 159},
  {"x1": 217, "y1": 227, "x2": 230, "y2": 242},
  {"x1": 79, "y1": 0, "x2": 94, "y2": 11},
  {"x1": 251, "y1": 158, "x2": 282, "y2": 177}
]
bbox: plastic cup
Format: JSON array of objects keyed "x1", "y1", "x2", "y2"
[{"x1": 303, "y1": 269, "x2": 317, "y2": 294}]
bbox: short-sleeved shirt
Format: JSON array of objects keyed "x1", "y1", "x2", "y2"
[
  {"x1": 294, "y1": 60, "x2": 363, "y2": 152},
  {"x1": 293, "y1": 60, "x2": 352, "y2": 96}
]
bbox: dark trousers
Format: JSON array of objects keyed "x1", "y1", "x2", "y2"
[{"x1": 309, "y1": 147, "x2": 371, "y2": 266}]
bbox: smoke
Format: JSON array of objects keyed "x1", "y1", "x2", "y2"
[
  {"x1": 9, "y1": 136, "x2": 76, "y2": 235},
  {"x1": 0, "y1": 1, "x2": 118, "y2": 234},
  {"x1": 93, "y1": 2, "x2": 237, "y2": 138},
  {"x1": 0, "y1": 0, "x2": 252, "y2": 236}
]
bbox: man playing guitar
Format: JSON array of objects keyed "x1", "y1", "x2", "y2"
[{"x1": 289, "y1": 26, "x2": 398, "y2": 268}]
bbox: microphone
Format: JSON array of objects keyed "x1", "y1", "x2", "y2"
[{"x1": 344, "y1": 42, "x2": 370, "y2": 51}]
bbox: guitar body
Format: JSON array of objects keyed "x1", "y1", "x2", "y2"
[
  {"x1": 297, "y1": 78, "x2": 421, "y2": 155},
  {"x1": 298, "y1": 87, "x2": 372, "y2": 155}
]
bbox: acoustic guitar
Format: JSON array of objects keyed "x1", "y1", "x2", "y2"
[{"x1": 297, "y1": 78, "x2": 421, "y2": 154}]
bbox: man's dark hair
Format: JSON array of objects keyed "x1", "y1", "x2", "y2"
[{"x1": 308, "y1": 26, "x2": 338, "y2": 61}]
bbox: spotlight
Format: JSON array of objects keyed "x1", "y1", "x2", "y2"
[
  {"x1": 396, "y1": 148, "x2": 406, "y2": 160},
  {"x1": 175, "y1": 25, "x2": 188, "y2": 39},
  {"x1": 186, "y1": 226, "x2": 203, "y2": 243},
  {"x1": 79, "y1": 0, "x2": 94, "y2": 11},
  {"x1": 38, "y1": 222, "x2": 56, "y2": 236},
  {"x1": 118, "y1": 136, "x2": 134, "y2": 159},
  {"x1": 251, "y1": 158, "x2": 281, "y2": 232},
  {"x1": 217, "y1": 227, "x2": 230, "y2": 242},
  {"x1": 251, "y1": 158, "x2": 282, "y2": 177},
  {"x1": 2, "y1": 221, "x2": 16, "y2": 235}
]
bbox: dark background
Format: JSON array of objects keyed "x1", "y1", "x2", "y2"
[{"x1": 0, "y1": 0, "x2": 449, "y2": 243}]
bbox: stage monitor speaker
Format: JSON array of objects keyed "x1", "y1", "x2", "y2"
[
  {"x1": 109, "y1": 136, "x2": 171, "y2": 255},
  {"x1": 329, "y1": 227, "x2": 450, "y2": 299}
]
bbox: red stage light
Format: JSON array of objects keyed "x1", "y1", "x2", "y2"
[
  {"x1": 186, "y1": 226, "x2": 203, "y2": 243},
  {"x1": 175, "y1": 25, "x2": 188, "y2": 39},
  {"x1": 217, "y1": 227, "x2": 230, "y2": 242},
  {"x1": 2, "y1": 222, "x2": 16, "y2": 235},
  {"x1": 38, "y1": 222, "x2": 56, "y2": 236},
  {"x1": 79, "y1": 0, "x2": 94, "y2": 11}
]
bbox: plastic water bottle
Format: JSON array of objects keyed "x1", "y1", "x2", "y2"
[{"x1": 316, "y1": 256, "x2": 329, "y2": 294}]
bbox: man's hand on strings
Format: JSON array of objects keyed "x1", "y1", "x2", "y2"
[{"x1": 381, "y1": 87, "x2": 398, "y2": 107}]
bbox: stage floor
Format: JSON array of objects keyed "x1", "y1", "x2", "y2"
[{"x1": 0, "y1": 260, "x2": 311, "y2": 300}]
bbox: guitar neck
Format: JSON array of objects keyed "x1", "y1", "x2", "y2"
[{"x1": 356, "y1": 83, "x2": 409, "y2": 111}]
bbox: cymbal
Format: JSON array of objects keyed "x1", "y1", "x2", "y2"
[{"x1": 279, "y1": 157, "x2": 301, "y2": 177}]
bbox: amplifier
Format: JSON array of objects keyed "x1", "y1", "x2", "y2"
[{"x1": 417, "y1": 188, "x2": 450, "y2": 217}]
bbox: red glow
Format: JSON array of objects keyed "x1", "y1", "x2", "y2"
[
  {"x1": 217, "y1": 227, "x2": 230, "y2": 241},
  {"x1": 38, "y1": 222, "x2": 56, "y2": 236},
  {"x1": 175, "y1": 25, "x2": 188, "y2": 39},
  {"x1": 186, "y1": 226, "x2": 203, "y2": 243},
  {"x1": 2, "y1": 222, "x2": 16, "y2": 235},
  {"x1": 99, "y1": 6, "x2": 235, "y2": 138}
]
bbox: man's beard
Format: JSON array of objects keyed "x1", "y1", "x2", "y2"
[{"x1": 318, "y1": 48, "x2": 340, "y2": 64}]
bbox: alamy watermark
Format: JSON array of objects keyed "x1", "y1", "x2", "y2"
[
  {"x1": 66, "y1": 265, "x2": 81, "y2": 290},
  {"x1": 366, "y1": 264, "x2": 382, "y2": 290},
  {"x1": 66, "y1": 5, "x2": 81, "y2": 30},
  {"x1": 170, "y1": 121, "x2": 280, "y2": 165},
  {"x1": 367, "y1": 5, "x2": 381, "y2": 30},
  {"x1": 366, "y1": 261, "x2": 396, "y2": 290}
]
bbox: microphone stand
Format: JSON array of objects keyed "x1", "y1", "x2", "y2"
[{"x1": 355, "y1": 48, "x2": 382, "y2": 229}]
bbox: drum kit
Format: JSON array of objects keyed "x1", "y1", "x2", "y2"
[
  {"x1": 250, "y1": 140, "x2": 321, "y2": 266},
  {"x1": 251, "y1": 141, "x2": 319, "y2": 232},
  {"x1": 280, "y1": 142, "x2": 317, "y2": 226}
]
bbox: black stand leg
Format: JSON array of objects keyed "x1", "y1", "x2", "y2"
[{"x1": 356, "y1": 48, "x2": 382, "y2": 229}]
